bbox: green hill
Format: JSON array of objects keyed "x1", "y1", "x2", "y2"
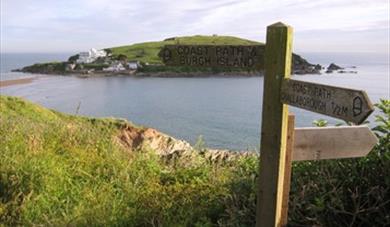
[
  {"x1": 19, "y1": 35, "x2": 320, "y2": 75},
  {"x1": 108, "y1": 35, "x2": 262, "y2": 64}
]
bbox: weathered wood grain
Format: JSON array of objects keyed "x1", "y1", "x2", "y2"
[
  {"x1": 281, "y1": 114, "x2": 295, "y2": 226},
  {"x1": 256, "y1": 22, "x2": 293, "y2": 227},
  {"x1": 292, "y1": 125, "x2": 378, "y2": 161}
]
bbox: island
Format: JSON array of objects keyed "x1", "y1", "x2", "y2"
[{"x1": 15, "y1": 35, "x2": 322, "y2": 76}]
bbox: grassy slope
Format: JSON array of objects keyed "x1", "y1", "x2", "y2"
[
  {"x1": 109, "y1": 35, "x2": 262, "y2": 64},
  {"x1": 0, "y1": 96, "x2": 134, "y2": 225},
  {"x1": 0, "y1": 96, "x2": 253, "y2": 226},
  {"x1": 1, "y1": 96, "x2": 389, "y2": 226}
]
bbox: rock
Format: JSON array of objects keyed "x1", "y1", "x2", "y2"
[
  {"x1": 292, "y1": 53, "x2": 322, "y2": 75},
  {"x1": 116, "y1": 123, "x2": 256, "y2": 164},
  {"x1": 327, "y1": 63, "x2": 343, "y2": 71},
  {"x1": 314, "y1": 64, "x2": 322, "y2": 71},
  {"x1": 325, "y1": 70, "x2": 333, "y2": 74},
  {"x1": 338, "y1": 70, "x2": 358, "y2": 74}
]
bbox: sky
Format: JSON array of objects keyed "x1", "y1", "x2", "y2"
[{"x1": 1, "y1": 0, "x2": 389, "y2": 54}]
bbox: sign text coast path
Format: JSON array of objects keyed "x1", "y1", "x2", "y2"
[{"x1": 281, "y1": 79, "x2": 374, "y2": 124}]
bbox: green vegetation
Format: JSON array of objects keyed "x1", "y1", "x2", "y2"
[
  {"x1": 0, "y1": 96, "x2": 252, "y2": 226},
  {"x1": 109, "y1": 35, "x2": 262, "y2": 64},
  {"x1": 373, "y1": 99, "x2": 390, "y2": 154},
  {"x1": 68, "y1": 54, "x2": 79, "y2": 63},
  {"x1": 82, "y1": 63, "x2": 110, "y2": 70},
  {"x1": 21, "y1": 62, "x2": 67, "y2": 74},
  {"x1": 1, "y1": 96, "x2": 389, "y2": 226},
  {"x1": 20, "y1": 35, "x2": 318, "y2": 75}
]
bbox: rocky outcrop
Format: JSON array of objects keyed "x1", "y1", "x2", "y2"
[
  {"x1": 338, "y1": 70, "x2": 358, "y2": 74},
  {"x1": 325, "y1": 63, "x2": 358, "y2": 74},
  {"x1": 292, "y1": 53, "x2": 321, "y2": 75},
  {"x1": 116, "y1": 123, "x2": 256, "y2": 163},
  {"x1": 325, "y1": 63, "x2": 343, "y2": 73},
  {"x1": 328, "y1": 63, "x2": 343, "y2": 71}
]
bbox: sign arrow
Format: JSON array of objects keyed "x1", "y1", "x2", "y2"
[
  {"x1": 281, "y1": 79, "x2": 374, "y2": 124},
  {"x1": 292, "y1": 125, "x2": 378, "y2": 161}
]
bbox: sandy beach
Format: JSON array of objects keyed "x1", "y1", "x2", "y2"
[{"x1": 0, "y1": 77, "x2": 36, "y2": 88}]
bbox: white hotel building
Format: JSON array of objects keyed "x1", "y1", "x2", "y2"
[{"x1": 77, "y1": 48, "x2": 107, "y2": 64}]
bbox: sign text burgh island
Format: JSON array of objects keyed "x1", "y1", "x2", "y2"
[{"x1": 159, "y1": 45, "x2": 265, "y2": 69}]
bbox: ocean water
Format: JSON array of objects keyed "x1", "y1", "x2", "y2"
[{"x1": 1, "y1": 52, "x2": 389, "y2": 150}]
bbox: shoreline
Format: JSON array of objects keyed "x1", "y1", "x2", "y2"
[
  {"x1": 12, "y1": 70, "x2": 265, "y2": 78},
  {"x1": 0, "y1": 77, "x2": 37, "y2": 88}
]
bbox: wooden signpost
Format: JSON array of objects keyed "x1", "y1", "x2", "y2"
[
  {"x1": 159, "y1": 22, "x2": 377, "y2": 227},
  {"x1": 256, "y1": 22, "x2": 292, "y2": 227}
]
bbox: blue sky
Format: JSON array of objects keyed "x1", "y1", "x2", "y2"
[{"x1": 1, "y1": 0, "x2": 389, "y2": 53}]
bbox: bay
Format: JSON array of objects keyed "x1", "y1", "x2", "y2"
[{"x1": 1, "y1": 52, "x2": 388, "y2": 150}]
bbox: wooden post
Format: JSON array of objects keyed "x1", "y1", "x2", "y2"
[
  {"x1": 256, "y1": 22, "x2": 293, "y2": 227},
  {"x1": 281, "y1": 114, "x2": 295, "y2": 226}
]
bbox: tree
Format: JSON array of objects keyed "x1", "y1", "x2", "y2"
[
  {"x1": 68, "y1": 54, "x2": 79, "y2": 63},
  {"x1": 117, "y1": 54, "x2": 128, "y2": 61},
  {"x1": 104, "y1": 48, "x2": 113, "y2": 55}
]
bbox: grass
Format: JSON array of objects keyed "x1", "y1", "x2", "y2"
[
  {"x1": 0, "y1": 96, "x2": 253, "y2": 226},
  {"x1": 109, "y1": 35, "x2": 262, "y2": 64},
  {"x1": 0, "y1": 96, "x2": 389, "y2": 226}
]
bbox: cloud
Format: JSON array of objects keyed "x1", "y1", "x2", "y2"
[{"x1": 1, "y1": 0, "x2": 389, "y2": 53}]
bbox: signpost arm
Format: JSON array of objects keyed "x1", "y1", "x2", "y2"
[
  {"x1": 281, "y1": 114, "x2": 295, "y2": 226},
  {"x1": 256, "y1": 22, "x2": 293, "y2": 227}
]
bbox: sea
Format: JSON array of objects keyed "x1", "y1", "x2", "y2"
[{"x1": 1, "y1": 52, "x2": 389, "y2": 151}]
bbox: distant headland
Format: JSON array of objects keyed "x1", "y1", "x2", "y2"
[{"x1": 13, "y1": 35, "x2": 352, "y2": 77}]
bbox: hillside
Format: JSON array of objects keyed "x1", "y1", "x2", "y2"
[
  {"x1": 108, "y1": 35, "x2": 262, "y2": 64},
  {"x1": 1, "y1": 95, "x2": 389, "y2": 226},
  {"x1": 18, "y1": 35, "x2": 320, "y2": 75}
]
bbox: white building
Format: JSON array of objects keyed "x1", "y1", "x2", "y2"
[
  {"x1": 77, "y1": 48, "x2": 107, "y2": 64},
  {"x1": 127, "y1": 61, "x2": 141, "y2": 70},
  {"x1": 103, "y1": 62, "x2": 126, "y2": 72}
]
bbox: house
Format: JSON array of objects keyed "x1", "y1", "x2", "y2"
[
  {"x1": 127, "y1": 61, "x2": 141, "y2": 70},
  {"x1": 103, "y1": 62, "x2": 126, "y2": 72},
  {"x1": 77, "y1": 48, "x2": 107, "y2": 64},
  {"x1": 65, "y1": 63, "x2": 76, "y2": 71}
]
